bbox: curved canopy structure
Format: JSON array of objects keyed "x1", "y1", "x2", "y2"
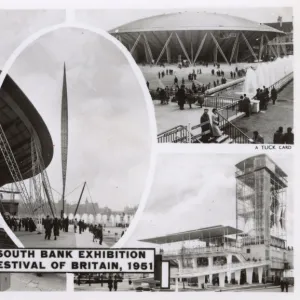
[
  {"x1": 0, "y1": 74, "x2": 54, "y2": 187},
  {"x1": 110, "y1": 11, "x2": 285, "y2": 64},
  {"x1": 112, "y1": 12, "x2": 283, "y2": 34}
]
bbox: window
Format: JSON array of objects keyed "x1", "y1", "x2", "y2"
[{"x1": 247, "y1": 249, "x2": 251, "y2": 253}]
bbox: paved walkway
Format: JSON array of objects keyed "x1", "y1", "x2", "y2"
[
  {"x1": 141, "y1": 62, "x2": 252, "y2": 91},
  {"x1": 75, "y1": 228, "x2": 108, "y2": 248},
  {"x1": 15, "y1": 228, "x2": 77, "y2": 248},
  {"x1": 6, "y1": 273, "x2": 66, "y2": 291},
  {"x1": 232, "y1": 81, "x2": 294, "y2": 143},
  {"x1": 14, "y1": 225, "x2": 123, "y2": 248},
  {"x1": 75, "y1": 279, "x2": 135, "y2": 292}
]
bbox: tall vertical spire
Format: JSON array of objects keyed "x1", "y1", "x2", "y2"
[{"x1": 61, "y1": 63, "x2": 69, "y2": 218}]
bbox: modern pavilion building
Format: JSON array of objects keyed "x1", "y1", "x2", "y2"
[
  {"x1": 139, "y1": 154, "x2": 292, "y2": 290},
  {"x1": 110, "y1": 11, "x2": 287, "y2": 65}
]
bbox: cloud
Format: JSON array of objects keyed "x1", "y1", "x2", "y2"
[
  {"x1": 8, "y1": 28, "x2": 151, "y2": 211},
  {"x1": 0, "y1": 10, "x2": 65, "y2": 68},
  {"x1": 124, "y1": 153, "x2": 294, "y2": 247}
]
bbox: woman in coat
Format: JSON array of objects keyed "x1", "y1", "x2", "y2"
[{"x1": 211, "y1": 108, "x2": 222, "y2": 137}]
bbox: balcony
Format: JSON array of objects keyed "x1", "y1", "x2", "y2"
[
  {"x1": 176, "y1": 260, "x2": 270, "y2": 277},
  {"x1": 162, "y1": 244, "x2": 242, "y2": 259}
]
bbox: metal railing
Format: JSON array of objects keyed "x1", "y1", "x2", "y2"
[
  {"x1": 157, "y1": 125, "x2": 192, "y2": 143},
  {"x1": 157, "y1": 98, "x2": 242, "y2": 143},
  {"x1": 178, "y1": 260, "x2": 270, "y2": 276},
  {"x1": 216, "y1": 111, "x2": 252, "y2": 144},
  {"x1": 267, "y1": 72, "x2": 293, "y2": 94},
  {"x1": 203, "y1": 95, "x2": 240, "y2": 109},
  {"x1": 163, "y1": 245, "x2": 242, "y2": 257}
]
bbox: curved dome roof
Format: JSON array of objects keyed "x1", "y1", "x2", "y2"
[
  {"x1": 0, "y1": 74, "x2": 54, "y2": 187},
  {"x1": 111, "y1": 11, "x2": 284, "y2": 34}
]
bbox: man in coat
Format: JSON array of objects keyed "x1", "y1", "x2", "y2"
[
  {"x1": 271, "y1": 86, "x2": 278, "y2": 105},
  {"x1": 200, "y1": 109, "x2": 211, "y2": 143},
  {"x1": 273, "y1": 127, "x2": 284, "y2": 144},
  {"x1": 44, "y1": 215, "x2": 53, "y2": 240},
  {"x1": 176, "y1": 85, "x2": 186, "y2": 110},
  {"x1": 283, "y1": 127, "x2": 294, "y2": 144},
  {"x1": 243, "y1": 94, "x2": 251, "y2": 117},
  {"x1": 53, "y1": 218, "x2": 60, "y2": 241}
]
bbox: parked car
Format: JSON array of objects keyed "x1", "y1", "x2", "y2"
[{"x1": 135, "y1": 283, "x2": 153, "y2": 292}]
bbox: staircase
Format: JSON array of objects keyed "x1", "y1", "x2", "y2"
[{"x1": 157, "y1": 95, "x2": 251, "y2": 144}]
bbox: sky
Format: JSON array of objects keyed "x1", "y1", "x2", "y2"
[
  {"x1": 6, "y1": 27, "x2": 152, "y2": 210},
  {"x1": 124, "y1": 152, "x2": 294, "y2": 248},
  {"x1": 75, "y1": 7, "x2": 293, "y2": 31},
  {"x1": 0, "y1": 10, "x2": 65, "y2": 68}
]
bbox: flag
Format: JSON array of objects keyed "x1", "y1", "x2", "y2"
[{"x1": 277, "y1": 16, "x2": 283, "y2": 27}]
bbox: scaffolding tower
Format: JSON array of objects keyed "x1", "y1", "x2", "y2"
[{"x1": 235, "y1": 155, "x2": 287, "y2": 255}]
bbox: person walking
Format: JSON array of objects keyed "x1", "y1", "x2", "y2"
[
  {"x1": 280, "y1": 278, "x2": 285, "y2": 292},
  {"x1": 271, "y1": 86, "x2": 278, "y2": 104},
  {"x1": 44, "y1": 215, "x2": 52, "y2": 240},
  {"x1": 97, "y1": 224, "x2": 103, "y2": 245},
  {"x1": 53, "y1": 218, "x2": 60, "y2": 241},
  {"x1": 285, "y1": 280, "x2": 289, "y2": 292},
  {"x1": 176, "y1": 85, "x2": 186, "y2": 110},
  {"x1": 113, "y1": 276, "x2": 118, "y2": 291},
  {"x1": 74, "y1": 218, "x2": 78, "y2": 233},
  {"x1": 108, "y1": 276, "x2": 113, "y2": 291}
]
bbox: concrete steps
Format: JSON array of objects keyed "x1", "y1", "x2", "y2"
[{"x1": 209, "y1": 133, "x2": 233, "y2": 144}]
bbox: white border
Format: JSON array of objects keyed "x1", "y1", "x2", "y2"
[
  {"x1": 0, "y1": 0, "x2": 296, "y2": 9},
  {"x1": 0, "y1": 2, "x2": 298, "y2": 298}
]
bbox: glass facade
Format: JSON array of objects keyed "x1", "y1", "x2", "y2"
[{"x1": 236, "y1": 155, "x2": 287, "y2": 255}]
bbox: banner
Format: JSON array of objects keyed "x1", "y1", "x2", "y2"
[{"x1": 0, "y1": 248, "x2": 155, "y2": 273}]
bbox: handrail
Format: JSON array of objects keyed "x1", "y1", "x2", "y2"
[
  {"x1": 157, "y1": 125, "x2": 198, "y2": 143},
  {"x1": 215, "y1": 111, "x2": 252, "y2": 144},
  {"x1": 178, "y1": 260, "x2": 271, "y2": 276},
  {"x1": 163, "y1": 245, "x2": 243, "y2": 257},
  {"x1": 157, "y1": 125, "x2": 187, "y2": 137},
  {"x1": 180, "y1": 260, "x2": 270, "y2": 274}
]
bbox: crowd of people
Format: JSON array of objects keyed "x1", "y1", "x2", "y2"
[
  {"x1": 2, "y1": 212, "x2": 128, "y2": 246},
  {"x1": 253, "y1": 86, "x2": 277, "y2": 110},
  {"x1": 150, "y1": 63, "x2": 247, "y2": 108},
  {"x1": 3, "y1": 215, "x2": 36, "y2": 232}
]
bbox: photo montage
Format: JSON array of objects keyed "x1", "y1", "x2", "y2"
[
  {"x1": 0, "y1": 14, "x2": 153, "y2": 292},
  {"x1": 72, "y1": 7, "x2": 294, "y2": 292},
  {"x1": 103, "y1": 8, "x2": 293, "y2": 145}
]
